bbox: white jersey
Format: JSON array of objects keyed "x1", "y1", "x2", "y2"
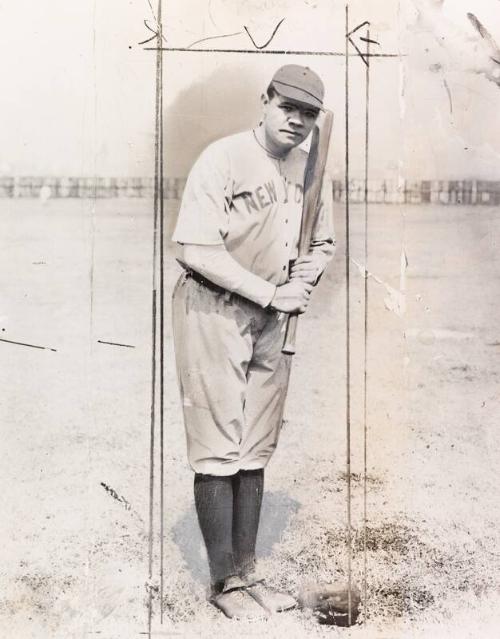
[{"x1": 172, "y1": 129, "x2": 334, "y2": 286}]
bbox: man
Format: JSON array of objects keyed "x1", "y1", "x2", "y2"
[{"x1": 171, "y1": 64, "x2": 335, "y2": 619}]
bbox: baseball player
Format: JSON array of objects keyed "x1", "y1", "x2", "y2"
[{"x1": 171, "y1": 64, "x2": 335, "y2": 619}]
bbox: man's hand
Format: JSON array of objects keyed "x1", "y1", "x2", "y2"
[
  {"x1": 270, "y1": 279, "x2": 313, "y2": 314},
  {"x1": 290, "y1": 254, "x2": 325, "y2": 285}
]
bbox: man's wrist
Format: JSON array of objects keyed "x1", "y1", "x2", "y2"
[{"x1": 266, "y1": 285, "x2": 279, "y2": 310}]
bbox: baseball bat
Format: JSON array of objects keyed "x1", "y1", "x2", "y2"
[{"x1": 282, "y1": 110, "x2": 334, "y2": 355}]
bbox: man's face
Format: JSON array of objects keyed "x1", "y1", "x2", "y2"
[{"x1": 261, "y1": 92, "x2": 320, "y2": 153}]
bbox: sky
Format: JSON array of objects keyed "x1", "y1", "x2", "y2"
[{"x1": 0, "y1": 0, "x2": 499, "y2": 179}]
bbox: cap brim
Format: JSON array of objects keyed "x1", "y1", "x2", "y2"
[{"x1": 273, "y1": 81, "x2": 324, "y2": 110}]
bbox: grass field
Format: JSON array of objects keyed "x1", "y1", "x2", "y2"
[{"x1": 1, "y1": 198, "x2": 499, "y2": 638}]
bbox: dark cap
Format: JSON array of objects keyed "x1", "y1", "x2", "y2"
[{"x1": 271, "y1": 64, "x2": 324, "y2": 109}]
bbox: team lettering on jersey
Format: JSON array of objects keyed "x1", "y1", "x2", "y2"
[{"x1": 239, "y1": 179, "x2": 304, "y2": 214}]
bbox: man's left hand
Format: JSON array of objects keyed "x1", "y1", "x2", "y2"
[{"x1": 290, "y1": 254, "x2": 325, "y2": 285}]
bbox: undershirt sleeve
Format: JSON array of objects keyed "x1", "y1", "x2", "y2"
[{"x1": 179, "y1": 244, "x2": 277, "y2": 308}]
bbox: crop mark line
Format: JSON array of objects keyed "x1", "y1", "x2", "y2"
[
  {"x1": 97, "y1": 340, "x2": 135, "y2": 348},
  {"x1": 0, "y1": 337, "x2": 57, "y2": 352}
]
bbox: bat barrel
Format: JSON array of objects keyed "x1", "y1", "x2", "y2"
[{"x1": 281, "y1": 110, "x2": 333, "y2": 355}]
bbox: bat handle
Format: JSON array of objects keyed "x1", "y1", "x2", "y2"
[{"x1": 282, "y1": 313, "x2": 299, "y2": 355}]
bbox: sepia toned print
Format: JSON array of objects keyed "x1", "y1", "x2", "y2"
[{"x1": 1, "y1": 1, "x2": 499, "y2": 638}]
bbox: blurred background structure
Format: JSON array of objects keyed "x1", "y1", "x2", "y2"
[{"x1": 2, "y1": 176, "x2": 500, "y2": 205}]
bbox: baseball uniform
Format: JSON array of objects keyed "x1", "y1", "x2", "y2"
[{"x1": 172, "y1": 129, "x2": 334, "y2": 475}]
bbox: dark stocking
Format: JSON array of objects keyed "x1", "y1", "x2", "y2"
[
  {"x1": 232, "y1": 469, "x2": 264, "y2": 577},
  {"x1": 193, "y1": 473, "x2": 236, "y2": 590}
]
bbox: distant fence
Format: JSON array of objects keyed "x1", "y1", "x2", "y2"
[
  {"x1": 334, "y1": 179, "x2": 500, "y2": 205},
  {"x1": 0, "y1": 177, "x2": 185, "y2": 200},
  {"x1": 1, "y1": 176, "x2": 499, "y2": 205}
]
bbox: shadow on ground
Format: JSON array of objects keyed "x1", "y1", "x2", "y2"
[{"x1": 172, "y1": 491, "x2": 300, "y2": 582}]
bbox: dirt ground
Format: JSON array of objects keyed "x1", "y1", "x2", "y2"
[{"x1": 1, "y1": 198, "x2": 499, "y2": 638}]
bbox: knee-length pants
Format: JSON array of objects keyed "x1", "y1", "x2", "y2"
[{"x1": 172, "y1": 272, "x2": 292, "y2": 476}]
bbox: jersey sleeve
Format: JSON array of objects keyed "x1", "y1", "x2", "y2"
[{"x1": 172, "y1": 142, "x2": 231, "y2": 245}]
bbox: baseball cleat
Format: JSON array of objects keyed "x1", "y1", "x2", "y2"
[
  {"x1": 210, "y1": 587, "x2": 270, "y2": 620},
  {"x1": 245, "y1": 580, "x2": 297, "y2": 613}
]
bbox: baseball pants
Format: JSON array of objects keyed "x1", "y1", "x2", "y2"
[{"x1": 172, "y1": 271, "x2": 292, "y2": 476}]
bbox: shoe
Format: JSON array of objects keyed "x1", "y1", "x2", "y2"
[
  {"x1": 245, "y1": 580, "x2": 297, "y2": 613},
  {"x1": 211, "y1": 587, "x2": 269, "y2": 620}
]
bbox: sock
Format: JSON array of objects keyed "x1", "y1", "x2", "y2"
[
  {"x1": 193, "y1": 473, "x2": 236, "y2": 590},
  {"x1": 232, "y1": 469, "x2": 264, "y2": 577}
]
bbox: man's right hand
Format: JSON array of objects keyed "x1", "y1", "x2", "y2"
[{"x1": 269, "y1": 279, "x2": 313, "y2": 314}]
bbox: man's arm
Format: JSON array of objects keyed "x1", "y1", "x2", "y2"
[
  {"x1": 180, "y1": 244, "x2": 313, "y2": 313},
  {"x1": 290, "y1": 173, "x2": 336, "y2": 285},
  {"x1": 180, "y1": 244, "x2": 276, "y2": 307}
]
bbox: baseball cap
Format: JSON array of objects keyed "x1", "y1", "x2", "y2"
[{"x1": 271, "y1": 64, "x2": 325, "y2": 110}]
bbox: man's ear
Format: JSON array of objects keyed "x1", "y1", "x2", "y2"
[
  {"x1": 260, "y1": 92, "x2": 269, "y2": 108},
  {"x1": 259, "y1": 93, "x2": 269, "y2": 124}
]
